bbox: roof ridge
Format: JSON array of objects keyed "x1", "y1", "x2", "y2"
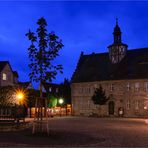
[{"x1": 128, "y1": 47, "x2": 148, "y2": 51}]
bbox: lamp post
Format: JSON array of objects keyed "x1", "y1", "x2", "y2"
[
  {"x1": 59, "y1": 98, "x2": 64, "y2": 116},
  {"x1": 15, "y1": 91, "x2": 25, "y2": 123}
]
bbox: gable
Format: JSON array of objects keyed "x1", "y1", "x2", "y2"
[
  {"x1": 1, "y1": 63, "x2": 13, "y2": 73},
  {"x1": 0, "y1": 61, "x2": 13, "y2": 73}
]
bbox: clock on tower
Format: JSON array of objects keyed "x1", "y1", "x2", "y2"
[{"x1": 108, "y1": 19, "x2": 128, "y2": 64}]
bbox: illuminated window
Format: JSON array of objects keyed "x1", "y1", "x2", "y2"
[{"x1": 2, "y1": 73, "x2": 7, "y2": 80}]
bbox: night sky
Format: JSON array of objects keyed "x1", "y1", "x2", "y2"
[{"x1": 1, "y1": 1, "x2": 148, "y2": 88}]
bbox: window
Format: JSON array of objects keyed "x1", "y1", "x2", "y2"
[
  {"x1": 135, "y1": 83, "x2": 140, "y2": 91},
  {"x1": 126, "y1": 83, "x2": 130, "y2": 91},
  {"x1": 80, "y1": 98, "x2": 83, "y2": 108},
  {"x1": 79, "y1": 87, "x2": 83, "y2": 94},
  {"x1": 135, "y1": 100, "x2": 140, "y2": 110},
  {"x1": 110, "y1": 84, "x2": 114, "y2": 91},
  {"x1": 144, "y1": 82, "x2": 148, "y2": 91},
  {"x1": 85, "y1": 87, "x2": 91, "y2": 94},
  {"x1": 2, "y1": 73, "x2": 7, "y2": 80},
  {"x1": 88, "y1": 87, "x2": 91, "y2": 93},
  {"x1": 126, "y1": 100, "x2": 130, "y2": 110}
]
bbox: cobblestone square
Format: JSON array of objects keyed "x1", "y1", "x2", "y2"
[{"x1": 0, "y1": 117, "x2": 148, "y2": 147}]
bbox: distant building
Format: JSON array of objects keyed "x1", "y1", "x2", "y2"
[
  {"x1": 18, "y1": 81, "x2": 33, "y2": 89},
  {"x1": 0, "y1": 61, "x2": 32, "y2": 118},
  {"x1": 42, "y1": 82, "x2": 72, "y2": 116},
  {"x1": 43, "y1": 83, "x2": 60, "y2": 96},
  {"x1": 43, "y1": 81, "x2": 71, "y2": 103},
  {"x1": 0, "y1": 61, "x2": 33, "y2": 88},
  {"x1": 71, "y1": 20, "x2": 148, "y2": 117}
]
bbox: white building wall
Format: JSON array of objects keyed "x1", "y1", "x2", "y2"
[{"x1": 71, "y1": 79, "x2": 148, "y2": 117}]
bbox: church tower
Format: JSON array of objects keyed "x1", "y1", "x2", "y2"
[{"x1": 108, "y1": 19, "x2": 128, "y2": 64}]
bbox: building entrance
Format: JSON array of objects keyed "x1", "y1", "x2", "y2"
[{"x1": 108, "y1": 101, "x2": 115, "y2": 115}]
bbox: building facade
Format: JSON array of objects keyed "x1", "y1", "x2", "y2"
[
  {"x1": 71, "y1": 20, "x2": 148, "y2": 117},
  {"x1": 43, "y1": 83, "x2": 60, "y2": 96}
]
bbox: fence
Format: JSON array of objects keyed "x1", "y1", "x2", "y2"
[{"x1": 0, "y1": 106, "x2": 27, "y2": 122}]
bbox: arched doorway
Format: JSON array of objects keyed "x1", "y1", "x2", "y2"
[{"x1": 108, "y1": 101, "x2": 115, "y2": 115}]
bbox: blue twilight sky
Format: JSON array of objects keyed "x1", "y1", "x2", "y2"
[{"x1": 1, "y1": 1, "x2": 148, "y2": 87}]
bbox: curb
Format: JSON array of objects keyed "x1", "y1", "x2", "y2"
[{"x1": 0, "y1": 122, "x2": 32, "y2": 132}]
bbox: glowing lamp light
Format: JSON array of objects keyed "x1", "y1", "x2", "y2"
[
  {"x1": 59, "y1": 98, "x2": 64, "y2": 105},
  {"x1": 16, "y1": 91, "x2": 25, "y2": 105},
  {"x1": 17, "y1": 93, "x2": 24, "y2": 100},
  {"x1": 14, "y1": 88, "x2": 26, "y2": 105}
]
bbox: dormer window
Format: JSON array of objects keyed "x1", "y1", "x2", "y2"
[{"x1": 2, "y1": 73, "x2": 7, "y2": 80}]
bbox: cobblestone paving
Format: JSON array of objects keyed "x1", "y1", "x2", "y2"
[{"x1": 0, "y1": 117, "x2": 148, "y2": 147}]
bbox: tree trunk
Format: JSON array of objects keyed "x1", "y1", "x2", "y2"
[
  {"x1": 39, "y1": 81, "x2": 43, "y2": 120},
  {"x1": 66, "y1": 105, "x2": 67, "y2": 116},
  {"x1": 98, "y1": 105, "x2": 102, "y2": 117}
]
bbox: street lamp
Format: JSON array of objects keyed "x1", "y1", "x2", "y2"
[
  {"x1": 59, "y1": 98, "x2": 64, "y2": 105},
  {"x1": 16, "y1": 91, "x2": 24, "y2": 105},
  {"x1": 59, "y1": 98, "x2": 64, "y2": 116},
  {"x1": 14, "y1": 90, "x2": 25, "y2": 123}
]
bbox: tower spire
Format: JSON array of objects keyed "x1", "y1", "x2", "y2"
[
  {"x1": 108, "y1": 19, "x2": 128, "y2": 64},
  {"x1": 113, "y1": 18, "x2": 121, "y2": 44}
]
